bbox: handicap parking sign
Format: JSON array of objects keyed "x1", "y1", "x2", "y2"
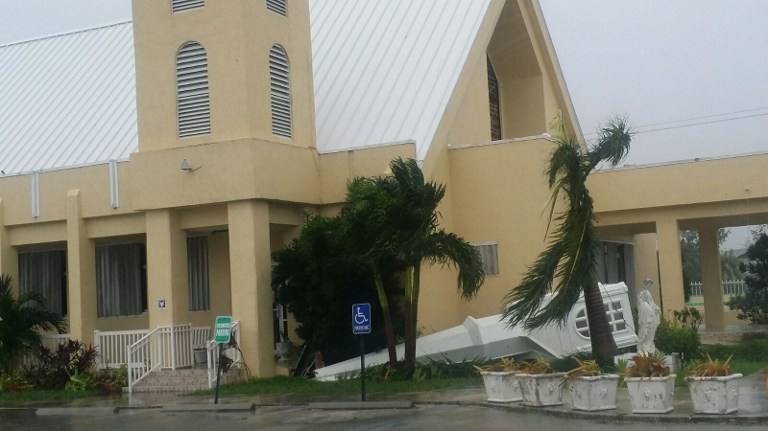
[{"x1": 352, "y1": 303, "x2": 372, "y2": 335}]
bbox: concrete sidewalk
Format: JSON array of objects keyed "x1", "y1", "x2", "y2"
[{"x1": 6, "y1": 372, "x2": 767, "y2": 425}]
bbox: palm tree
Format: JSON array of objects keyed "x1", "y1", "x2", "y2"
[
  {"x1": 342, "y1": 178, "x2": 404, "y2": 365},
  {"x1": 502, "y1": 113, "x2": 632, "y2": 366},
  {"x1": 0, "y1": 274, "x2": 66, "y2": 373},
  {"x1": 351, "y1": 158, "x2": 485, "y2": 374}
]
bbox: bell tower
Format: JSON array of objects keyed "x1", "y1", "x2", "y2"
[{"x1": 132, "y1": 0, "x2": 316, "y2": 152}]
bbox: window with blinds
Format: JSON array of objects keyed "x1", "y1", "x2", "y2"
[
  {"x1": 176, "y1": 42, "x2": 211, "y2": 138},
  {"x1": 172, "y1": 0, "x2": 204, "y2": 13},
  {"x1": 187, "y1": 236, "x2": 210, "y2": 312},
  {"x1": 473, "y1": 242, "x2": 499, "y2": 276},
  {"x1": 18, "y1": 249, "x2": 68, "y2": 317},
  {"x1": 96, "y1": 243, "x2": 148, "y2": 317},
  {"x1": 267, "y1": 0, "x2": 287, "y2": 16},
  {"x1": 269, "y1": 45, "x2": 292, "y2": 138},
  {"x1": 487, "y1": 57, "x2": 501, "y2": 141}
]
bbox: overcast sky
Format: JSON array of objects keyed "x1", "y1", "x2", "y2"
[{"x1": 1, "y1": 0, "x2": 765, "y2": 248}]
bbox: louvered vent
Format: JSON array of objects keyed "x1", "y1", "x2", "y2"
[
  {"x1": 267, "y1": 0, "x2": 287, "y2": 16},
  {"x1": 269, "y1": 45, "x2": 292, "y2": 138},
  {"x1": 172, "y1": 0, "x2": 204, "y2": 13},
  {"x1": 176, "y1": 42, "x2": 211, "y2": 138}
]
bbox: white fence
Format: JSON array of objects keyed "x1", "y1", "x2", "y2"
[
  {"x1": 688, "y1": 280, "x2": 747, "y2": 297},
  {"x1": 94, "y1": 329, "x2": 150, "y2": 369}
]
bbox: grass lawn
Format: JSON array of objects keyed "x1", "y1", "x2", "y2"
[{"x1": 0, "y1": 389, "x2": 103, "y2": 405}]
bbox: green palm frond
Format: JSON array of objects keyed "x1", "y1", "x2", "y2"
[{"x1": 587, "y1": 116, "x2": 633, "y2": 169}]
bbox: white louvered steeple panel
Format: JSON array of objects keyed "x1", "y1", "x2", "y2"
[
  {"x1": 267, "y1": 0, "x2": 287, "y2": 16},
  {"x1": 172, "y1": 0, "x2": 204, "y2": 13},
  {"x1": 176, "y1": 42, "x2": 210, "y2": 138},
  {"x1": 269, "y1": 45, "x2": 292, "y2": 138}
]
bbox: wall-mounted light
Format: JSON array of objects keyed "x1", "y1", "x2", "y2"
[{"x1": 180, "y1": 159, "x2": 200, "y2": 172}]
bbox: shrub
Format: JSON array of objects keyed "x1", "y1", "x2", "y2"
[
  {"x1": 24, "y1": 340, "x2": 97, "y2": 389},
  {"x1": 96, "y1": 365, "x2": 128, "y2": 394},
  {"x1": 654, "y1": 317, "x2": 701, "y2": 363}
]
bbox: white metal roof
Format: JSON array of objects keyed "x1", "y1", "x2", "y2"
[
  {"x1": 0, "y1": 1, "x2": 491, "y2": 174},
  {"x1": 0, "y1": 23, "x2": 137, "y2": 175},
  {"x1": 310, "y1": 0, "x2": 491, "y2": 160}
]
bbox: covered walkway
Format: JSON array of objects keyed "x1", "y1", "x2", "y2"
[{"x1": 589, "y1": 152, "x2": 768, "y2": 329}]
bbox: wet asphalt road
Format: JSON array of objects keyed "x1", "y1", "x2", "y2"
[{"x1": 2, "y1": 405, "x2": 767, "y2": 431}]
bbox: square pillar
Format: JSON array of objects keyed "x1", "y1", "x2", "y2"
[
  {"x1": 66, "y1": 190, "x2": 97, "y2": 344},
  {"x1": 699, "y1": 225, "x2": 724, "y2": 330},
  {"x1": 656, "y1": 217, "x2": 685, "y2": 313},
  {"x1": 146, "y1": 209, "x2": 189, "y2": 328},
  {"x1": 227, "y1": 200, "x2": 275, "y2": 377},
  {"x1": 0, "y1": 199, "x2": 18, "y2": 294}
]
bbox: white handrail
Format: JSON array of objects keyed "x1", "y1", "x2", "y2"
[
  {"x1": 127, "y1": 326, "x2": 163, "y2": 393},
  {"x1": 126, "y1": 324, "x2": 201, "y2": 393}
]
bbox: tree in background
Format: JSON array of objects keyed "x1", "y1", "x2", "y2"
[
  {"x1": 727, "y1": 233, "x2": 768, "y2": 324},
  {"x1": 0, "y1": 274, "x2": 66, "y2": 373},
  {"x1": 503, "y1": 113, "x2": 632, "y2": 367}
]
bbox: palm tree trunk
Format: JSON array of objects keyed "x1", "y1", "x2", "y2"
[
  {"x1": 373, "y1": 271, "x2": 398, "y2": 365},
  {"x1": 406, "y1": 265, "x2": 421, "y2": 373},
  {"x1": 403, "y1": 266, "x2": 416, "y2": 375},
  {"x1": 584, "y1": 283, "x2": 618, "y2": 367}
]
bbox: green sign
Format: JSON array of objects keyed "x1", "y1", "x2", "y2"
[{"x1": 214, "y1": 315, "x2": 232, "y2": 344}]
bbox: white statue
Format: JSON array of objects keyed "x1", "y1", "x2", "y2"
[{"x1": 636, "y1": 279, "x2": 661, "y2": 355}]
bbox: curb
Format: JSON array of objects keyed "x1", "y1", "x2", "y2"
[
  {"x1": 418, "y1": 400, "x2": 768, "y2": 425},
  {"x1": 308, "y1": 401, "x2": 414, "y2": 410}
]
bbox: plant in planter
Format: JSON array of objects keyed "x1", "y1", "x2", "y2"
[
  {"x1": 474, "y1": 358, "x2": 522, "y2": 402},
  {"x1": 565, "y1": 357, "x2": 619, "y2": 411},
  {"x1": 624, "y1": 351, "x2": 675, "y2": 413},
  {"x1": 686, "y1": 354, "x2": 742, "y2": 414},
  {"x1": 517, "y1": 359, "x2": 566, "y2": 407}
]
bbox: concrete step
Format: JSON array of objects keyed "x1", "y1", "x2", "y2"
[{"x1": 131, "y1": 368, "x2": 245, "y2": 393}]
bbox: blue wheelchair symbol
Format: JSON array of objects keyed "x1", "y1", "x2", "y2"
[{"x1": 352, "y1": 303, "x2": 372, "y2": 334}]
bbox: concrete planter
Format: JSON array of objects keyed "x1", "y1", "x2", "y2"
[
  {"x1": 568, "y1": 374, "x2": 619, "y2": 411},
  {"x1": 625, "y1": 375, "x2": 676, "y2": 413},
  {"x1": 479, "y1": 371, "x2": 522, "y2": 402},
  {"x1": 517, "y1": 373, "x2": 566, "y2": 406},
  {"x1": 686, "y1": 373, "x2": 742, "y2": 414}
]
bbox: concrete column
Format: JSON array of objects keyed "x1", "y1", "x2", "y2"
[
  {"x1": 656, "y1": 217, "x2": 685, "y2": 314},
  {"x1": 146, "y1": 209, "x2": 189, "y2": 328},
  {"x1": 227, "y1": 200, "x2": 275, "y2": 377},
  {"x1": 66, "y1": 190, "x2": 97, "y2": 344},
  {"x1": 0, "y1": 199, "x2": 18, "y2": 295},
  {"x1": 699, "y1": 225, "x2": 724, "y2": 330}
]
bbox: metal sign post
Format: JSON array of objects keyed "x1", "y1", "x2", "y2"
[
  {"x1": 214, "y1": 315, "x2": 232, "y2": 405},
  {"x1": 352, "y1": 303, "x2": 371, "y2": 401}
]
